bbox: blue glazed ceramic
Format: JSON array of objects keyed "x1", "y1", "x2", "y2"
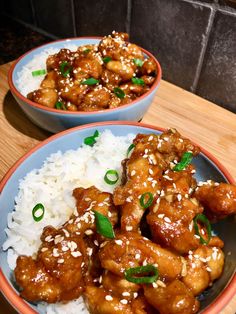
[
  {"x1": 8, "y1": 38, "x2": 162, "y2": 133},
  {"x1": 0, "y1": 122, "x2": 235, "y2": 314}
]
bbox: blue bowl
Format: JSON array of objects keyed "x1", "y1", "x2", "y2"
[
  {"x1": 0, "y1": 122, "x2": 235, "y2": 314},
  {"x1": 8, "y1": 38, "x2": 162, "y2": 133}
]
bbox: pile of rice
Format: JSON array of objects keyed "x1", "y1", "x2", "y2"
[
  {"x1": 16, "y1": 44, "x2": 78, "y2": 97},
  {"x1": 3, "y1": 130, "x2": 135, "y2": 314}
]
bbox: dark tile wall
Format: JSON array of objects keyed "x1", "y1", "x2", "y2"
[
  {"x1": 196, "y1": 10, "x2": 236, "y2": 112},
  {"x1": 130, "y1": 0, "x2": 212, "y2": 91},
  {"x1": 74, "y1": 0, "x2": 128, "y2": 36},
  {"x1": 2, "y1": 0, "x2": 236, "y2": 113}
]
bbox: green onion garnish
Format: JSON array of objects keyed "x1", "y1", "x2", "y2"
[
  {"x1": 193, "y1": 213, "x2": 212, "y2": 245},
  {"x1": 113, "y1": 87, "x2": 125, "y2": 99},
  {"x1": 81, "y1": 77, "x2": 99, "y2": 85},
  {"x1": 127, "y1": 143, "x2": 135, "y2": 158},
  {"x1": 173, "y1": 152, "x2": 193, "y2": 171},
  {"x1": 84, "y1": 130, "x2": 99, "y2": 146},
  {"x1": 83, "y1": 48, "x2": 91, "y2": 54},
  {"x1": 55, "y1": 101, "x2": 66, "y2": 110},
  {"x1": 60, "y1": 61, "x2": 71, "y2": 77},
  {"x1": 140, "y1": 192, "x2": 154, "y2": 209},
  {"x1": 32, "y1": 203, "x2": 45, "y2": 222},
  {"x1": 131, "y1": 77, "x2": 145, "y2": 86},
  {"x1": 103, "y1": 56, "x2": 112, "y2": 63},
  {"x1": 133, "y1": 58, "x2": 144, "y2": 67},
  {"x1": 104, "y1": 169, "x2": 119, "y2": 185},
  {"x1": 32, "y1": 69, "x2": 46, "y2": 77},
  {"x1": 93, "y1": 210, "x2": 115, "y2": 239},
  {"x1": 125, "y1": 264, "x2": 159, "y2": 284}
]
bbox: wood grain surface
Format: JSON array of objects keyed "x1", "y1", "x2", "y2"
[{"x1": 0, "y1": 61, "x2": 235, "y2": 313}]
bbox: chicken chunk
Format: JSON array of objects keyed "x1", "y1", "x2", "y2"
[
  {"x1": 85, "y1": 286, "x2": 134, "y2": 314},
  {"x1": 144, "y1": 279, "x2": 200, "y2": 314},
  {"x1": 194, "y1": 182, "x2": 236, "y2": 221},
  {"x1": 99, "y1": 232, "x2": 182, "y2": 281},
  {"x1": 182, "y1": 246, "x2": 224, "y2": 295},
  {"x1": 27, "y1": 88, "x2": 58, "y2": 108}
]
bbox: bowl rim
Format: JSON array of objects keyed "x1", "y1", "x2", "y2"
[
  {"x1": 0, "y1": 121, "x2": 235, "y2": 314},
  {"x1": 8, "y1": 36, "x2": 162, "y2": 116}
]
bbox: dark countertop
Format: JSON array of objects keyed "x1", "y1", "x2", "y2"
[{"x1": 0, "y1": 14, "x2": 51, "y2": 65}]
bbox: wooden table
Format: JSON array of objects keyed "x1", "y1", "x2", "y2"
[{"x1": 0, "y1": 62, "x2": 235, "y2": 313}]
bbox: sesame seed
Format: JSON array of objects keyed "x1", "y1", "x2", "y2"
[
  {"x1": 157, "y1": 213, "x2": 165, "y2": 219},
  {"x1": 71, "y1": 251, "x2": 82, "y2": 257},
  {"x1": 62, "y1": 246, "x2": 69, "y2": 252},
  {"x1": 85, "y1": 229, "x2": 94, "y2": 235},
  {"x1": 126, "y1": 226, "x2": 133, "y2": 231},
  {"x1": 156, "y1": 280, "x2": 166, "y2": 287},
  {"x1": 131, "y1": 170, "x2": 136, "y2": 176},
  {"x1": 164, "y1": 217, "x2": 171, "y2": 223},
  {"x1": 53, "y1": 248, "x2": 60, "y2": 257},
  {"x1": 133, "y1": 292, "x2": 138, "y2": 298},
  {"x1": 152, "y1": 282, "x2": 158, "y2": 288},
  {"x1": 57, "y1": 259, "x2": 64, "y2": 264},
  {"x1": 115, "y1": 240, "x2": 123, "y2": 246},
  {"x1": 120, "y1": 299, "x2": 128, "y2": 305},
  {"x1": 148, "y1": 135, "x2": 154, "y2": 141},
  {"x1": 135, "y1": 253, "x2": 141, "y2": 259},
  {"x1": 105, "y1": 295, "x2": 113, "y2": 301},
  {"x1": 41, "y1": 247, "x2": 48, "y2": 252},
  {"x1": 206, "y1": 267, "x2": 212, "y2": 272},
  {"x1": 122, "y1": 292, "x2": 130, "y2": 296}
]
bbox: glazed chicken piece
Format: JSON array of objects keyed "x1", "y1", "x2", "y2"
[
  {"x1": 131, "y1": 295, "x2": 156, "y2": 314},
  {"x1": 79, "y1": 87, "x2": 111, "y2": 110},
  {"x1": 194, "y1": 181, "x2": 236, "y2": 221},
  {"x1": 144, "y1": 279, "x2": 200, "y2": 314},
  {"x1": 27, "y1": 88, "x2": 58, "y2": 108},
  {"x1": 147, "y1": 165, "x2": 204, "y2": 254},
  {"x1": 147, "y1": 197, "x2": 203, "y2": 254},
  {"x1": 99, "y1": 232, "x2": 182, "y2": 281},
  {"x1": 46, "y1": 48, "x2": 73, "y2": 72},
  {"x1": 40, "y1": 70, "x2": 58, "y2": 89},
  {"x1": 114, "y1": 129, "x2": 200, "y2": 232},
  {"x1": 14, "y1": 186, "x2": 117, "y2": 303},
  {"x1": 182, "y1": 246, "x2": 224, "y2": 296},
  {"x1": 85, "y1": 285, "x2": 134, "y2": 314},
  {"x1": 15, "y1": 229, "x2": 88, "y2": 303}
]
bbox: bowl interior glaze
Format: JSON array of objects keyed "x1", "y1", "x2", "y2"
[{"x1": 0, "y1": 122, "x2": 235, "y2": 314}]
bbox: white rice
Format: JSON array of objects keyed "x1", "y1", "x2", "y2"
[
  {"x1": 16, "y1": 44, "x2": 78, "y2": 97},
  {"x1": 3, "y1": 130, "x2": 135, "y2": 314}
]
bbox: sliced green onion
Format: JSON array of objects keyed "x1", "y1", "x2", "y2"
[
  {"x1": 84, "y1": 130, "x2": 99, "y2": 146},
  {"x1": 93, "y1": 210, "x2": 115, "y2": 239},
  {"x1": 113, "y1": 87, "x2": 125, "y2": 99},
  {"x1": 81, "y1": 77, "x2": 99, "y2": 85},
  {"x1": 193, "y1": 213, "x2": 212, "y2": 245},
  {"x1": 140, "y1": 192, "x2": 154, "y2": 209},
  {"x1": 60, "y1": 61, "x2": 71, "y2": 77},
  {"x1": 83, "y1": 48, "x2": 91, "y2": 54},
  {"x1": 125, "y1": 264, "x2": 159, "y2": 284},
  {"x1": 127, "y1": 143, "x2": 135, "y2": 158},
  {"x1": 131, "y1": 77, "x2": 145, "y2": 86},
  {"x1": 173, "y1": 152, "x2": 193, "y2": 171},
  {"x1": 55, "y1": 101, "x2": 66, "y2": 110},
  {"x1": 32, "y1": 69, "x2": 46, "y2": 77},
  {"x1": 103, "y1": 56, "x2": 112, "y2": 63},
  {"x1": 104, "y1": 170, "x2": 119, "y2": 185},
  {"x1": 32, "y1": 203, "x2": 45, "y2": 222},
  {"x1": 133, "y1": 58, "x2": 144, "y2": 67}
]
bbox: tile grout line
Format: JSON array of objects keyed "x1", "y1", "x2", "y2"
[
  {"x1": 190, "y1": 7, "x2": 216, "y2": 93},
  {"x1": 126, "y1": 0, "x2": 132, "y2": 34},
  {"x1": 70, "y1": 0, "x2": 77, "y2": 37},
  {"x1": 29, "y1": 0, "x2": 37, "y2": 27}
]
